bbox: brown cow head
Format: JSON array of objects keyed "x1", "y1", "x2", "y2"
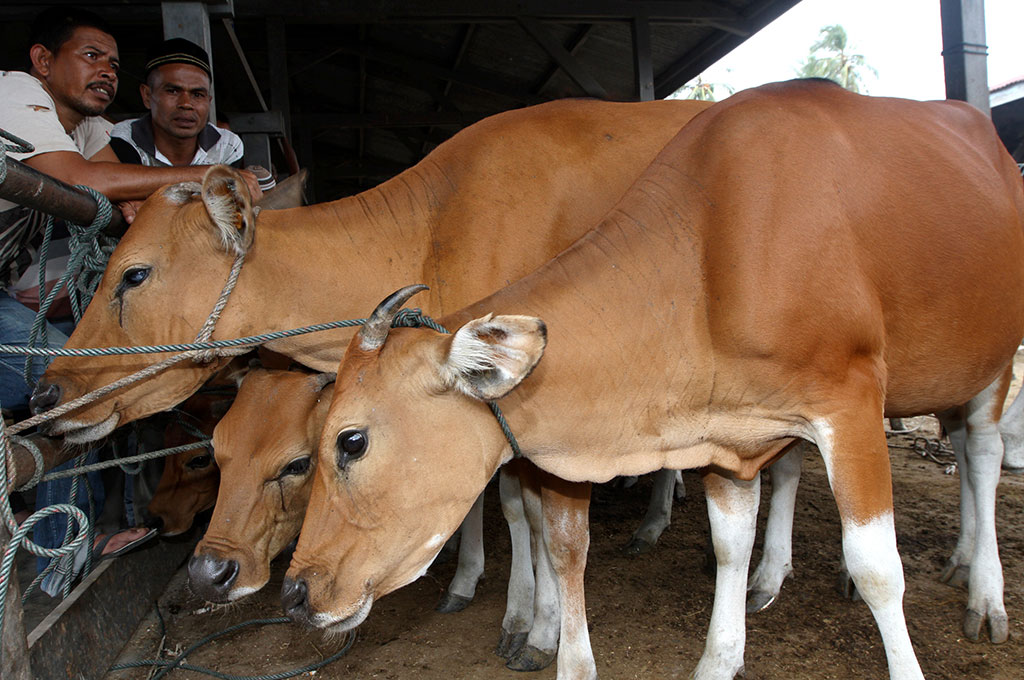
[
  {"x1": 283, "y1": 287, "x2": 545, "y2": 631},
  {"x1": 32, "y1": 166, "x2": 257, "y2": 443},
  {"x1": 188, "y1": 368, "x2": 334, "y2": 603},
  {"x1": 145, "y1": 355, "x2": 250, "y2": 535}
]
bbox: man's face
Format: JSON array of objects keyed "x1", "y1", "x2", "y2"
[
  {"x1": 43, "y1": 26, "x2": 119, "y2": 117},
  {"x1": 142, "y1": 64, "x2": 211, "y2": 141}
]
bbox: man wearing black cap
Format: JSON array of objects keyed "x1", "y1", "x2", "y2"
[{"x1": 111, "y1": 37, "x2": 273, "y2": 192}]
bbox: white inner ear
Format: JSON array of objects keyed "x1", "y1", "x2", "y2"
[
  {"x1": 163, "y1": 182, "x2": 202, "y2": 205},
  {"x1": 444, "y1": 314, "x2": 498, "y2": 381},
  {"x1": 442, "y1": 315, "x2": 540, "y2": 399},
  {"x1": 203, "y1": 181, "x2": 249, "y2": 255}
]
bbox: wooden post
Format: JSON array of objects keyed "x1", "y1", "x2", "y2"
[
  {"x1": 632, "y1": 15, "x2": 654, "y2": 102},
  {"x1": 1, "y1": 524, "x2": 32, "y2": 680},
  {"x1": 940, "y1": 0, "x2": 990, "y2": 116}
]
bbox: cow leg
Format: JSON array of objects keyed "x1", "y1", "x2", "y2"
[
  {"x1": 691, "y1": 469, "x2": 759, "y2": 680},
  {"x1": 538, "y1": 469, "x2": 595, "y2": 680},
  {"x1": 814, "y1": 411, "x2": 924, "y2": 680},
  {"x1": 998, "y1": 362, "x2": 1024, "y2": 473},
  {"x1": 623, "y1": 468, "x2": 682, "y2": 555},
  {"x1": 496, "y1": 462, "x2": 537, "y2": 659},
  {"x1": 746, "y1": 442, "x2": 804, "y2": 613},
  {"x1": 507, "y1": 461, "x2": 560, "y2": 672},
  {"x1": 437, "y1": 489, "x2": 485, "y2": 613},
  {"x1": 939, "y1": 369, "x2": 1010, "y2": 643},
  {"x1": 936, "y1": 407, "x2": 975, "y2": 589}
]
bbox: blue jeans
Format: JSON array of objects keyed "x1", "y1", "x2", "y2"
[
  {"x1": 0, "y1": 291, "x2": 70, "y2": 412},
  {"x1": 0, "y1": 292, "x2": 104, "y2": 576}
]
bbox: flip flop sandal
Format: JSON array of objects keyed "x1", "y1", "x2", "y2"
[{"x1": 92, "y1": 526, "x2": 158, "y2": 562}]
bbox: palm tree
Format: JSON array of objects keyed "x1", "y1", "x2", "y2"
[
  {"x1": 797, "y1": 25, "x2": 877, "y2": 93},
  {"x1": 671, "y1": 76, "x2": 734, "y2": 102}
]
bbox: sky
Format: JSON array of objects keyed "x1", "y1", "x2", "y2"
[{"x1": 681, "y1": 0, "x2": 1024, "y2": 101}]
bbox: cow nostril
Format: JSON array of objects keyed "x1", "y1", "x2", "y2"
[
  {"x1": 214, "y1": 560, "x2": 239, "y2": 588},
  {"x1": 29, "y1": 381, "x2": 61, "y2": 415},
  {"x1": 188, "y1": 553, "x2": 239, "y2": 598},
  {"x1": 281, "y1": 577, "x2": 309, "y2": 619}
]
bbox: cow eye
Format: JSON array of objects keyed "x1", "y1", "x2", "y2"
[
  {"x1": 186, "y1": 453, "x2": 212, "y2": 470},
  {"x1": 122, "y1": 267, "x2": 150, "y2": 288},
  {"x1": 336, "y1": 429, "x2": 367, "y2": 469},
  {"x1": 280, "y1": 456, "x2": 311, "y2": 477}
]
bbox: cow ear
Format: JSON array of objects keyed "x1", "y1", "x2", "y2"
[
  {"x1": 441, "y1": 314, "x2": 547, "y2": 400},
  {"x1": 201, "y1": 165, "x2": 256, "y2": 255}
]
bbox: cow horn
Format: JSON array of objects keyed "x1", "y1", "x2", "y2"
[{"x1": 359, "y1": 284, "x2": 429, "y2": 351}]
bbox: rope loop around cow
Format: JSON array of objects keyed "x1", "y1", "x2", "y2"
[{"x1": 390, "y1": 308, "x2": 524, "y2": 459}]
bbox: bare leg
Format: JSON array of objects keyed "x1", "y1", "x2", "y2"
[
  {"x1": 507, "y1": 461, "x2": 560, "y2": 672},
  {"x1": 538, "y1": 468, "x2": 595, "y2": 680},
  {"x1": 691, "y1": 469, "x2": 759, "y2": 680},
  {"x1": 623, "y1": 468, "x2": 682, "y2": 555},
  {"x1": 939, "y1": 366, "x2": 1010, "y2": 643},
  {"x1": 496, "y1": 461, "x2": 537, "y2": 659},
  {"x1": 812, "y1": 405, "x2": 923, "y2": 680},
  {"x1": 437, "y1": 489, "x2": 485, "y2": 612},
  {"x1": 998, "y1": 360, "x2": 1024, "y2": 472},
  {"x1": 747, "y1": 442, "x2": 805, "y2": 613}
]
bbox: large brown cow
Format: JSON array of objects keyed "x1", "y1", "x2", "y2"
[
  {"x1": 285, "y1": 81, "x2": 1024, "y2": 680},
  {"x1": 31, "y1": 98, "x2": 710, "y2": 438}
]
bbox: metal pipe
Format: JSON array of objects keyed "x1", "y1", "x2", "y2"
[
  {"x1": 5, "y1": 434, "x2": 73, "y2": 490},
  {"x1": 0, "y1": 157, "x2": 127, "y2": 237}
]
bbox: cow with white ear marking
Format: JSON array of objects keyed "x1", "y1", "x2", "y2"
[{"x1": 285, "y1": 80, "x2": 1024, "y2": 680}]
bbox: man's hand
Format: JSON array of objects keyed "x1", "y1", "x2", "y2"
[
  {"x1": 116, "y1": 199, "x2": 144, "y2": 225},
  {"x1": 237, "y1": 168, "x2": 264, "y2": 201}
]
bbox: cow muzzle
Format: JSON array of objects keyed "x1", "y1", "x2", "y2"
[
  {"x1": 188, "y1": 553, "x2": 240, "y2": 602},
  {"x1": 29, "y1": 380, "x2": 61, "y2": 433},
  {"x1": 281, "y1": 576, "x2": 312, "y2": 626}
]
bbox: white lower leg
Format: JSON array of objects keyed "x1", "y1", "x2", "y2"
[
  {"x1": 692, "y1": 473, "x2": 759, "y2": 680},
  {"x1": 630, "y1": 468, "x2": 679, "y2": 547},
  {"x1": 748, "y1": 445, "x2": 803, "y2": 601},
  {"x1": 842, "y1": 516, "x2": 924, "y2": 680},
  {"x1": 446, "y1": 490, "x2": 485, "y2": 600},
  {"x1": 501, "y1": 468, "x2": 535, "y2": 634}
]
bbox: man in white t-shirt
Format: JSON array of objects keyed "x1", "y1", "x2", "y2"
[
  {"x1": 1, "y1": 7, "x2": 265, "y2": 412},
  {"x1": 0, "y1": 7, "x2": 260, "y2": 584}
]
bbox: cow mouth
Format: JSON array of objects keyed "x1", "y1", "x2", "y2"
[
  {"x1": 51, "y1": 412, "x2": 121, "y2": 444},
  {"x1": 315, "y1": 594, "x2": 374, "y2": 634}
]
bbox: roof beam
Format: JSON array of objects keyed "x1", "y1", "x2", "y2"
[
  {"x1": 295, "y1": 111, "x2": 492, "y2": 129},
  {"x1": 653, "y1": 0, "x2": 801, "y2": 98},
  {"x1": 322, "y1": 40, "x2": 547, "y2": 106},
  {"x1": 518, "y1": 16, "x2": 607, "y2": 99}
]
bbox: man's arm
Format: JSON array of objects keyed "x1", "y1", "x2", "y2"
[
  {"x1": 25, "y1": 149, "x2": 207, "y2": 201},
  {"x1": 24, "y1": 148, "x2": 264, "y2": 203}
]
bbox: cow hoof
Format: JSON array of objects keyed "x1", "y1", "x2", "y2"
[
  {"x1": 745, "y1": 589, "x2": 777, "y2": 614},
  {"x1": 623, "y1": 536, "x2": 654, "y2": 555},
  {"x1": 435, "y1": 591, "x2": 472, "y2": 613},
  {"x1": 835, "y1": 572, "x2": 861, "y2": 601},
  {"x1": 495, "y1": 630, "x2": 528, "y2": 659},
  {"x1": 940, "y1": 561, "x2": 970, "y2": 589},
  {"x1": 964, "y1": 608, "x2": 1009, "y2": 644},
  {"x1": 506, "y1": 644, "x2": 557, "y2": 672}
]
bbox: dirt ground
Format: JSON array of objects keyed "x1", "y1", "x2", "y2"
[{"x1": 104, "y1": 376, "x2": 1024, "y2": 679}]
